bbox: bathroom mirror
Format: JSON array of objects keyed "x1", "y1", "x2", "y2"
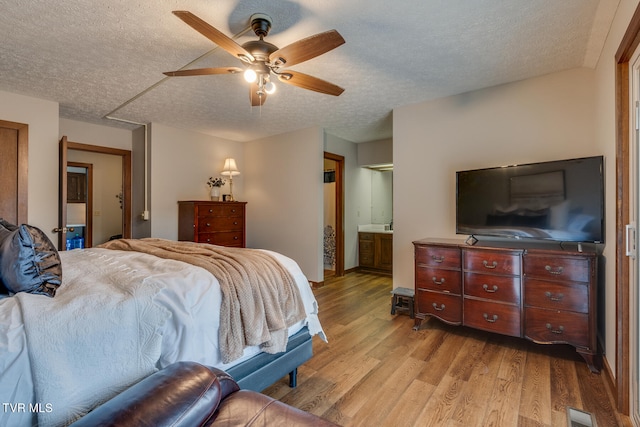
[{"x1": 371, "y1": 170, "x2": 392, "y2": 224}]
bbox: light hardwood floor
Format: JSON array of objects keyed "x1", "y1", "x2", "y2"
[{"x1": 263, "y1": 271, "x2": 627, "y2": 427}]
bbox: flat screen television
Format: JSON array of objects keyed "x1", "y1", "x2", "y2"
[{"x1": 456, "y1": 156, "x2": 604, "y2": 243}]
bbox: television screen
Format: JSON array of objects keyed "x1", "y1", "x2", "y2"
[{"x1": 456, "y1": 156, "x2": 604, "y2": 243}]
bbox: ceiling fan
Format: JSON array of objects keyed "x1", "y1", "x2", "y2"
[{"x1": 164, "y1": 11, "x2": 346, "y2": 106}]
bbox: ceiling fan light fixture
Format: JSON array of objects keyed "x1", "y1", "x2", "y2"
[
  {"x1": 264, "y1": 81, "x2": 276, "y2": 94},
  {"x1": 244, "y1": 68, "x2": 257, "y2": 83}
]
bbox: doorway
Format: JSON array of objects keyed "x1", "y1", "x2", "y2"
[
  {"x1": 629, "y1": 52, "x2": 640, "y2": 426},
  {"x1": 57, "y1": 137, "x2": 131, "y2": 250},
  {"x1": 616, "y1": 3, "x2": 640, "y2": 419},
  {"x1": 324, "y1": 152, "x2": 344, "y2": 278},
  {"x1": 66, "y1": 162, "x2": 93, "y2": 248}
]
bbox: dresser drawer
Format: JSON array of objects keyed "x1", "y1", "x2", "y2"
[
  {"x1": 198, "y1": 203, "x2": 244, "y2": 218},
  {"x1": 198, "y1": 216, "x2": 243, "y2": 232},
  {"x1": 524, "y1": 279, "x2": 589, "y2": 313},
  {"x1": 416, "y1": 267, "x2": 461, "y2": 294},
  {"x1": 359, "y1": 232, "x2": 374, "y2": 241},
  {"x1": 523, "y1": 254, "x2": 591, "y2": 282},
  {"x1": 415, "y1": 246, "x2": 460, "y2": 269},
  {"x1": 525, "y1": 307, "x2": 589, "y2": 348},
  {"x1": 416, "y1": 290, "x2": 462, "y2": 324},
  {"x1": 463, "y1": 273, "x2": 521, "y2": 304},
  {"x1": 463, "y1": 298, "x2": 521, "y2": 337},
  {"x1": 198, "y1": 231, "x2": 244, "y2": 247},
  {"x1": 463, "y1": 249, "x2": 521, "y2": 275}
]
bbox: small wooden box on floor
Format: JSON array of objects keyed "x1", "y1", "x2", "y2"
[
  {"x1": 178, "y1": 201, "x2": 246, "y2": 248},
  {"x1": 413, "y1": 237, "x2": 601, "y2": 373}
]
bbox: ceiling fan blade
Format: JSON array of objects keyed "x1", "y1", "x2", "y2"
[
  {"x1": 164, "y1": 67, "x2": 243, "y2": 77},
  {"x1": 269, "y1": 30, "x2": 345, "y2": 68},
  {"x1": 249, "y1": 81, "x2": 268, "y2": 106},
  {"x1": 173, "y1": 11, "x2": 254, "y2": 62},
  {"x1": 277, "y1": 70, "x2": 344, "y2": 96}
]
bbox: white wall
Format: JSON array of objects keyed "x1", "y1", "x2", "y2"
[
  {"x1": 245, "y1": 127, "x2": 324, "y2": 282},
  {"x1": 357, "y1": 138, "x2": 393, "y2": 166},
  {"x1": 149, "y1": 122, "x2": 243, "y2": 239},
  {"x1": 60, "y1": 118, "x2": 133, "y2": 151},
  {"x1": 393, "y1": 67, "x2": 600, "y2": 327},
  {"x1": 0, "y1": 90, "x2": 59, "y2": 240}
]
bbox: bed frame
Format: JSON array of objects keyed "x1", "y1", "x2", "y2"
[{"x1": 226, "y1": 326, "x2": 312, "y2": 392}]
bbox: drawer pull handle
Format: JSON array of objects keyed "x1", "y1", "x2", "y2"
[
  {"x1": 545, "y1": 323, "x2": 564, "y2": 334},
  {"x1": 483, "y1": 313, "x2": 498, "y2": 323},
  {"x1": 231, "y1": 209, "x2": 236, "y2": 213},
  {"x1": 432, "y1": 303, "x2": 445, "y2": 311},
  {"x1": 206, "y1": 223, "x2": 211, "y2": 227},
  {"x1": 483, "y1": 260, "x2": 498, "y2": 269},
  {"x1": 431, "y1": 255, "x2": 444, "y2": 263},
  {"x1": 234, "y1": 236, "x2": 239, "y2": 240},
  {"x1": 208, "y1": 209, "x2": 213, "y2": 213},
  {"x1": 545, "y1": 265, "x2": 564, "y2": 275},
  {"x1": 206, "y1": 238, "x2": 211, "y2": 242},
  {"x1": 544, "y1": 291, "x2": 564, "y2": 302},
  {"x1": 482, "y1": 284, "x2": 498, "y2": 293},
  {"x1": 432, "y1": 276, "x2": 446, "y2": 285},
  {"x1": 233, "y1": 221, "x2": 238, "y2": 225}
]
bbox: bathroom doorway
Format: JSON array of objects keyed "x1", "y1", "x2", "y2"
[{"x1": 324, "y1": 152, "x2": 344, "y2": 278}]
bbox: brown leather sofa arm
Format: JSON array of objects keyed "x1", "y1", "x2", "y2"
[
  {"x1": 69, "y1": 361, "x2": 338, "y2": 427},
  {"x1": 69, "y1": 361, "x2": 231, "y2": 427}
]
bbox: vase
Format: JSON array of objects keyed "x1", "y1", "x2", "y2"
[{"x1": 210, "y1": 187, "x2": 220, "y2": 201}]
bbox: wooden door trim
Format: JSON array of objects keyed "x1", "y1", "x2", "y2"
[
  {"x1": 324, "y1": 152, "x2": 345, "y2": 277},
  {"x1": 0, "y1": 120, "x2": 28, "y2": 224},
  {"x1": 614, "y1": 2, "x2": 640, "y2": 415},
  {"x1": 65, "y1": 140, "x2": 132, "y2": 240}
]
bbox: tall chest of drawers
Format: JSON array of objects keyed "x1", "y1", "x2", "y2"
[
  {"x1": 413, "y1": 238, "x2": 601, "y2": 373},
  {"x1": 178, "y1": 201, "x2": 246, "y2": 248}
]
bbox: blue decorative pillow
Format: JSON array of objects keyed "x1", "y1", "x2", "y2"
[{"x1": 0, "y1": 221, "x2": 62, "y2": 297}]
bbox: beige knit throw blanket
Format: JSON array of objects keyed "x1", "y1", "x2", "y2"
[{"x1": 98, "y1": 238, "x2": 306, "y2": 363}]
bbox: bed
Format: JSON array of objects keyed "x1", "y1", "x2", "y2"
[{"x1": 0, "y1": 222, "x2": 325, "y2": 427}]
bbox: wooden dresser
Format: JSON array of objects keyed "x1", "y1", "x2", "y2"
[
  {"x1": 413, "y1": 238, "x2": 601, "y2": 372},
  {"x1": 178, "y1": 201, "x2": 246, "y2": 248}
]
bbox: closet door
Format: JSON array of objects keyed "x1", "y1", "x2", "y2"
[{"x1": 0, "y1": 120, "x2": 28, "y2": 224}]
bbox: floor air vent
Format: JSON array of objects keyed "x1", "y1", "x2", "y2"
[{"x1": 567, "y1": 407, "x2": 597, "y2": 427}]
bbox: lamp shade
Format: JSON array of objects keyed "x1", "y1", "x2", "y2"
[{"x1": 221, "y1": 158, "x2": 240, "y2": 177}]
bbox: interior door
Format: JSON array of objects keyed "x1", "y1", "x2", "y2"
[
  {"x1": 56, "y1": 136, "x2": 68, "y2": 250},
  {"x1": 0, "y1": 120, "x2": 28, "y2": 224}
]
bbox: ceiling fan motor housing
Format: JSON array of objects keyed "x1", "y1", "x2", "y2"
[{"x1": 241, "y1": 40, "x2": 278, "y2": 62}]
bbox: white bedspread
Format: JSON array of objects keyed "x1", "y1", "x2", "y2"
[{"x1": 0, "y1": 247, "x2": 324, "y2": 427}]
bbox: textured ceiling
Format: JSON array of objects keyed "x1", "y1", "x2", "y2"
[{"x1": 0, "y1": 0, "x2": 619, "y2": 142}]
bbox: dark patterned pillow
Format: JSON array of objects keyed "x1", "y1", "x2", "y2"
[
  {"x1": 0, "y1": 221, "x2": 62, "y2": 297},
  {"x1": 0, "y1": 218, "x2": 18, "y2": 231}
]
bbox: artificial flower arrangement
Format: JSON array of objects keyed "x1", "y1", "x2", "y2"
[{"x1": 207, "y1": 177, "x2": 226, "y2": 188}]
